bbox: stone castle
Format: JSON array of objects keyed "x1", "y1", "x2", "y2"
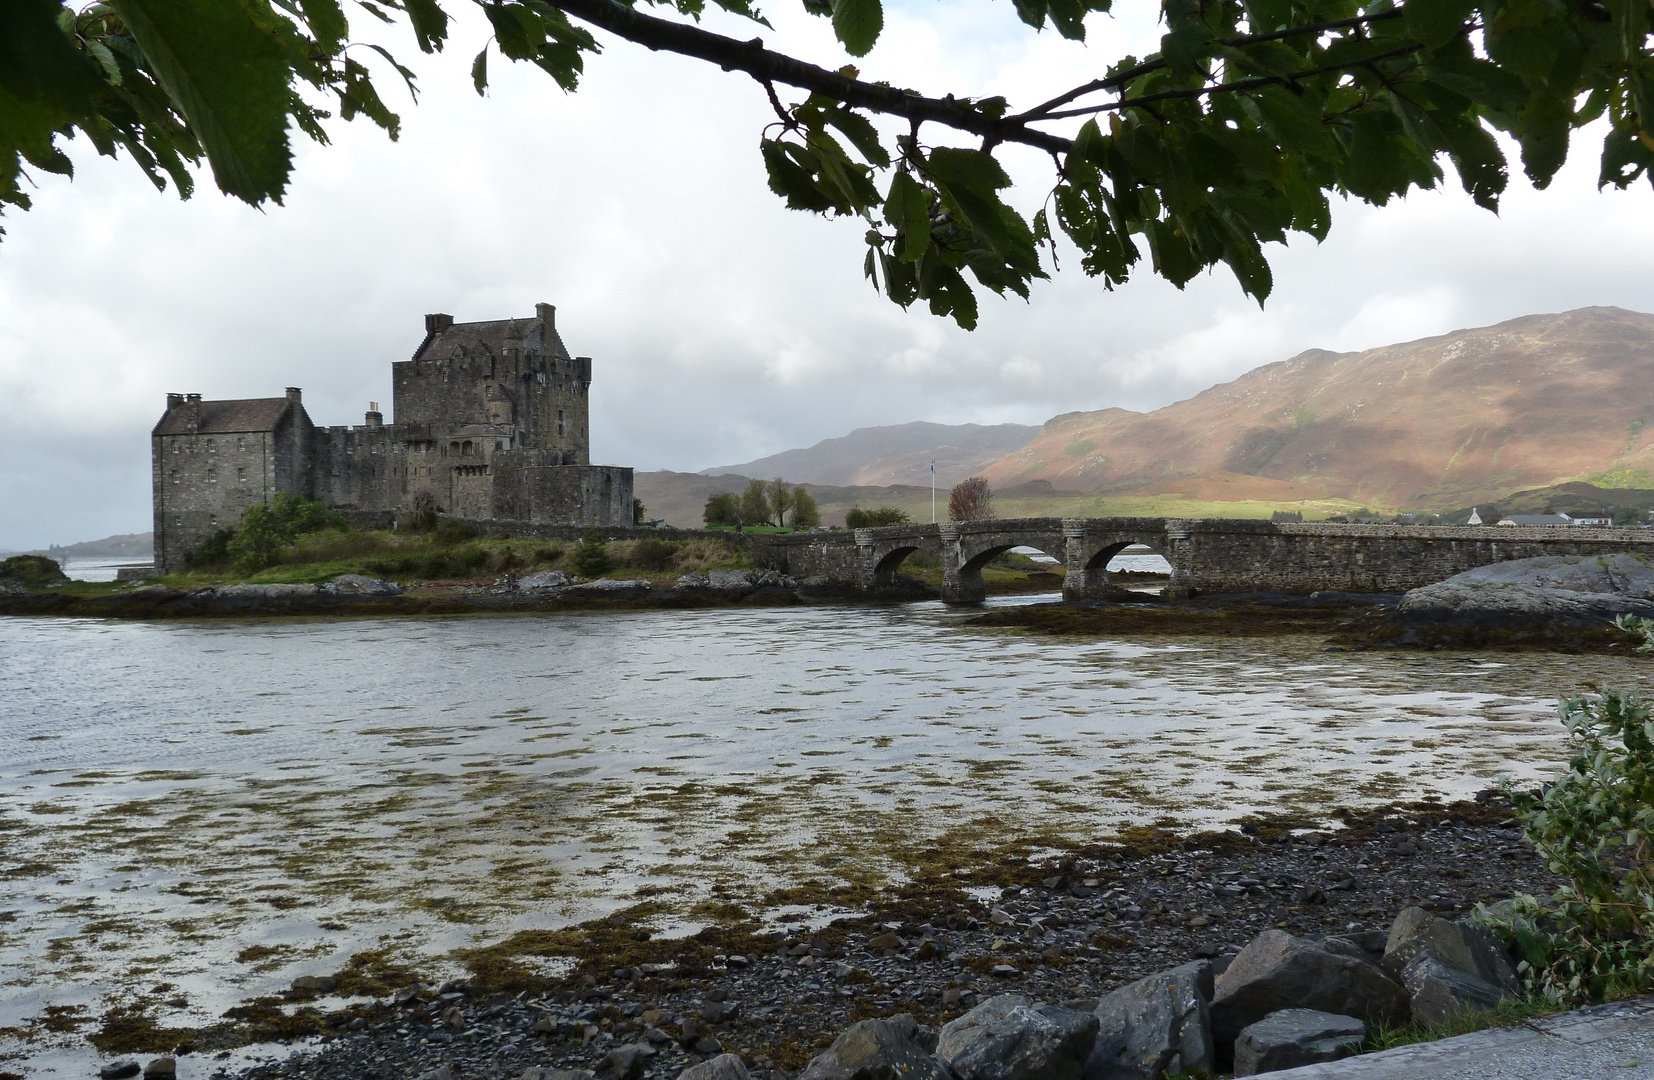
[{"x1": 151, "y1": 305, "x2": 634, "y2": 571}]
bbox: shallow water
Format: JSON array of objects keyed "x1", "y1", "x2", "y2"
[{"x1": 1, "y1": 599, "x2": 1645, "y2": 1074}]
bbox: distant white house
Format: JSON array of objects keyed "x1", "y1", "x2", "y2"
[
  {"x1": 1567, "y1": 513, "x2": 1614, "y2": 526},
  {"x1": 1466, "y1": 507, "x2": 1482, "y2": 525},
  {"x1": 1497, "y1": 512, "x2": 1591, "y2": 526}
]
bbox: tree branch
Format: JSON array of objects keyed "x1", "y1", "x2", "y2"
[
  {"x1": 1011, "y1": 8, "x2": 1408, "y2": 121},
  {"x1": 542, "y1": 0, "x2": 1076, "y2": 154}
]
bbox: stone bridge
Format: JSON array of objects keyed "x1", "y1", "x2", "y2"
[{"x1": 757, "y1": 517, "x2": 1654, "y2": 604}]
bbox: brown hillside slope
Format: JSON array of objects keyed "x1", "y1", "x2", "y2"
[{"x1": 982, "y1": 307, "x2": 1654, "y2": 510}]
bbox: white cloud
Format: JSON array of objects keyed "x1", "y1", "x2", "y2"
[{"x1": 1, "y1": 4, "x2": 1652, "y2": 548}]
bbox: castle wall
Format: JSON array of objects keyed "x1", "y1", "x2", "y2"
[{"x1": 488, "y1": 457, "x2": 633, "y2": 526}]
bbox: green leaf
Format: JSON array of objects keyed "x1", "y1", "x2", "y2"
[
  {"x1": 0, "y1": 0, "x2": 98, "y2": 114},
  {"x1": 824, "y1": 108, "x2": 888, "y2": 168},
  {"x1": 298, "y1": 0, "x2": 349, "y2": 51},
  {"x1": 885, "y1": 167, "x2": 931, "y2": 261},
  {"x1": 1405, "y1": 0, "x2": 1477, "y2": 50},
  {"x1": 402, "y1": 0, "x2": 451, "y2": 53},
  {"x1": 472, "y1": 46, "x2": 488, "y2": 95},
  {"x1": 110, "y1": 0, "x2": 295, "y2": 205},
  {"x1": 830, "y1": 0, "x2": 883, "y2": 57}
]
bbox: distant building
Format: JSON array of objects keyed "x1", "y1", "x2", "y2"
[
  {"x1": 1567, "y1": 513, "x2": 1614, "y2": 526},
  {"x1": 1497, "y1": 513, "x2": 1574, "y2": 526},
  {"x1": 151, "y1": 305, "x2": 633, "y2": 572},
  {"x1": 1466, "y1": 507, "x2": 1483, "y2": 525}
]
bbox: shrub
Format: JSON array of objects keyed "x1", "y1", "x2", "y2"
[
  {"x1": 629, "y1": 537, "x2": 677, "y2": 571},
  {"x1": 791, "y1": 487, "x2": 820, "y2": 529},
  {"x1": 227, "y1": 494, "x2": 346, "y2": 572},
  {"x1": 949, "y1": 476, "x2": 994, "y2": 521},
  {"x1": 529, "y1": 544, "x2": 564, "y2": 565},
  {"x1": 1491, "y1": 614, "x2": 1654, "y2": 1005},
  {"x1": 0, "y1": 554, "x2": 67, "y2": 586},
  {"x1": 845, "y1": 506, "x2": 911, "y2": 529},
  {"x1": 740, "y1": 479, "x2": 772, "y2": 527},
  {"x1": 185, "y1": 529, "x2": 235, "y2": 568},
  {"x1": 633, "y1": 498, "x2": 649, "y2": 526},
  {"x1": 398, "y1": 491, "x2": 439, "y2": 532},
  {"x1": 569, "y1": 528, "x2": 614, "y2": 577},
  {"x1": 433, "y1": 517, "x2": 476, "y2": 546}
]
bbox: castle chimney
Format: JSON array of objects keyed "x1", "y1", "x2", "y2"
[
  {"x1": 186, "y1": 393, "x2": 202, "y2": 403},
  {"x1": 185, "y1": 393, "x2": 202, "y2": 432},
  {"x1": 425, "y1": 313, "x2": 454, "y2": 335},
  {"x1": 166, "y1": 393, "x2": 184, "y2": 410},
  {"x1": 285, "y1": 387, "x2": 302, "y2": 403},
  {"x1": 365, "y1": 402, "x2": 383, "y2": 428},
  {"x1": 536, "y1": 303, "x2": 555, "y2": 336}
]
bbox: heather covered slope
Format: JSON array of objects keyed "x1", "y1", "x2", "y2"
[
  {"x1": 981, "y1": 307, "x2": 1654, "y2": 511},
  {"x1": 704, "y1": 421, "x2": 1039, "y2": 488}
]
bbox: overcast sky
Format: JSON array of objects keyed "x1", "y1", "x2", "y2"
[{"x1": 3, "y1": 1, "x2": 1653, "y2": 550}]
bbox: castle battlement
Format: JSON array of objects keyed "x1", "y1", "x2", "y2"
[{"x1": 150, "y1": 306, "x2": 633, "y2": 571}]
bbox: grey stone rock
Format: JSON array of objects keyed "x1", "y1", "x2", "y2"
[
  {"x1": 415, "y1": 1067, "x2": 455, "y2": 1080},
  {"x1": 939, "y1": 994, "x2": 1099, "y2": 1080},
  {"x1": 1402, "y1": 956, "x2": 1508, "y2": 1026},
  {"x1": 519, "y1": 569, "x2": 570, "y2": 590},
  {"x1": 1209, "y1": 930, "x2": 1408, "y2": 1048},
  {"x1": 1398, "y1": 553, "x2": 1654, "y2": 623},
  {"x1": 519, "y1": 1070, "x2": 596, "y2": 1080},
  {"x1": 595, "y1": 1043, "x2": 654, "y2": 1080},
  {"x1": 1232, "y1": 1009, "x2": 1365, "y2": 1075},
  {"x1": 798, "y1": 1014, "x2": 952, "y2": 1080},
  {"x1": 323, "y1": 574, "x2": 401, "y2": 596},
  {"x1": 290, "y1": 974, "x2": 337, "y2": 992},
  {"x1": 208, "y1": 583, "x2": 323, "y2": 601},
  {"x1": 675, "y1": 573, "x2": 710, "y2": 588},
  {"x1": 141, "y1": 1059, "x2": 177, "y2": 1079},
  {"x1": 0, "y1": 578, "x2": 24, "y2": 596},
  {"x1": 1084, "y1": 960, "x2": 1215, "y2": 1080},
  {"x1": 707, "y1": 569, "x2": 759, "y2": 589},
  {"x1": 677, "y1": 1054, "x2": 752, "y2": 1080},
  {"x1": 566, "y1": 577, "x2": 651, "y2": 595},
  {"x1": 1384, "y1": 907, "x2": 1521, "y2": 995},
  {"x1": 99, "y1": 1062, "x2": 141, "y2": 1080}
]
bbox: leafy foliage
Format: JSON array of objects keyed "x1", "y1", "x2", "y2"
[
  {"x1": 739, "y1": 478, "x2": 773, "y2": 526},
  {"x1": 12, "y1": 0, "x2": 1654, "y2": 324},
  {"x1": 225, "y1": 493, "x2": 346, "y2": 572},
  {"x1": 568, "y1": 526, "x2": 614, "y2": 576},
  {"x1": 844, "y1": 505, "x2": 910, "y2": 528},
  {"x1": 790, "y1": 485, "x2": 820, "y2": 528},
  {"x1": 1491, "y1": 614, "x2": 1654, "y2": 1005},
  {"x1": 0, "y1": 554, "x2": 68, "y2": 586},
  {"x1": 633, "y1": 496, "x2": 648, "y2": 525},
  {"x1": 949, "y1": 476, "x2": 994, "y2": 521},
  {"x1": 703, "y1": 491, "x2": 742, "y2": 527}
]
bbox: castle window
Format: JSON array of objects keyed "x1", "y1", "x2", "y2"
[
  {"x1": 557, "y1": 410, "x2": 565, "y2": 438},
  {"x1": 206, "y1": 468, "x2": 217, "y2": 483},
  {"x1": 237, "y1": 437, "x2": 245, "y2": 452},
  {"x1": 371, "y1": 444, "x2": 379, "y2": 454},
  {"x1": 171, "y1": 471, "x2": 179, "y2": 484},
  {"x1": 495, "y1": 441, "x2": 502, "y2": 453},
  {"x1": 237, "y1": 467, "x2": 246, "y2": 483},
  {"x1": 208, "y1": 440, "x2": 216, "y2": 453},
  {"x1": 172, "y1": 442, "x2": 179, "y2": 454},
  {"x1": 462, "y1": 440, "x2": 474, "y2": 456},
  {"x1": 486, "y1": 385, "x2": 494, "y2": 400},
  {"x1": 346, "y1": 444, "x2": 354, "y2": 455}
]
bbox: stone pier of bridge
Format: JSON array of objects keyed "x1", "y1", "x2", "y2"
[{"x1": 756, "y1": 516, "x2": 1654, "y2": 604}]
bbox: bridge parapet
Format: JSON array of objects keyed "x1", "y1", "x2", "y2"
[{"x1": 755, "y1": 518, "x2": 1654, "y2": 603}]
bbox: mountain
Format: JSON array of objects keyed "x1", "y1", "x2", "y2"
[
  {"x1": 980, "y1": 307, "x2": 1654, "y2": 511},
  {"x1": 3, "y1": 532, "x2": 153, "y2": 560},
  {"x1": 703, "y1": 421, "x2": 1040, "y2": 488}
]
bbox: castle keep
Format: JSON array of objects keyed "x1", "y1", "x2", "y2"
[{"x1": 151, "y1": 305, "x2": 633, "y2": 571}]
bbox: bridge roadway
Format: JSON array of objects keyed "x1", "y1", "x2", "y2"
[{"x1": 755, "y1": 516, "x2": 1654, "y2": 604}]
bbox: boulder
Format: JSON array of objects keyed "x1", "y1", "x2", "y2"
[
  {"x1": 519, "y1": 1070, "x2": 594, "y2": 1080},
  {"x1": 678, "y1": 1055, "x2": 752, "y2": 1080},
  {"x1": 207, "y1": 583, "x2": 323, "y2": 602},
  {"x1": 595, "y1": 1043, "x2": 654, "y2": 1080},
  {"x1": 290, "y1": 974, "x2": 337, "y2": 992},
  {"x1": 0, "y1": 578, "x2": 24, "y2": 596},
  {"x1": 415, "y1": 1068, "x2": 455, "y2": 1080},
  {"x1": 519, "y1": 569, "x2": 570, "y2": 590},
  {"x1": 1401, "y1": 957, "x2": 1507, "y2": 1026},
  {"x1": 1084, "y1": 960, "x2": 1215, "y2": 1080},
  {"x1": 99, "y1": 1062, "x2": 141, "y2": 1080},
  {"x1": 939, "y1": 995, "x2": 1099, "y2": 1080},
  {"x1": 798, "y1": 1014, "x2": 951, "y2": 1080},
  {"x1": 1383, "y1": 907, "x2": 1520, "y2": 996},
  {"x1": 565, "y1": 577, "x2": 651, "y2": 595},
  {"x1": 1209, "y1": 930, "x2": 1408, "y2": 1048},
  {"x1": 675, "y1": 573, "x2": 710, "y2": 588},
  {"x1": 142, "y1": 1059, "x2": 177, "y2": 1079},
  {"x1": 323, "y1": 574, "x2": 401, "y2": 596},
  {"x1": 1397, "y1": 553, "x2": 1654, "y2": 625},
  {"x1": 1232, "y1": 1010, "x2": 1365, "y2": 1075},
  {"x1": 707, "y1": 569, "x2": 759, "y2": 590}
]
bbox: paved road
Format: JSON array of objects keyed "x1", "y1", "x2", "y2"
[{"x1": 1272, "y1": 997, "x2": 1654, "y2": 1079}]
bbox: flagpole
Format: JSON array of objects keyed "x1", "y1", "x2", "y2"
[{"x1": 931, "y1": 459, "x2": 936, "y2": 523}]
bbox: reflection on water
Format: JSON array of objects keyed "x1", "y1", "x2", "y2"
[{"x1": 0, "y1": 602, "x2": 1642, "y2": 1072}]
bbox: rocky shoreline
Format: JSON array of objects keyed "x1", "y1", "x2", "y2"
[{"x1": 73, "y1": 797, "x2": 1559, "y2": 1080}]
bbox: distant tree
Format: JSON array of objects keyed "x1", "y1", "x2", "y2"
[
  {"x1": 568, "y1": 527, "x2": 614, "y2": 577},
  {"x1": 948, "y1": 477, "x2": 994, "y2": 522},
  {"x1": 791, "y1": 487, "x2": 820, "y2": 529},
  {"x1": 767, "y1": 478, "x2": 795, "y2": 527},
  {"x1": 845, "y1": 506, "x2": 911, "y2": 529},
  {"x1": 1270, "y1": 510, "x2": 1303, "y2": 523},
  {"x1": 740, "y1": 479, "x2": 773, "y2": 527},
  {"x1": 703, "y1": 492, "x2": 741, "y2": 527},
  {"x1": 397, "y1": 490, "x2": 439, "y2": 531},
  {"x1": 633, "y1": 497, "x2": 648, "y2": 526}
]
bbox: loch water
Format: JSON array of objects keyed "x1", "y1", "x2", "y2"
[{"x1": 1, "y1": 598, "x2": 1646, "y2": 1075}]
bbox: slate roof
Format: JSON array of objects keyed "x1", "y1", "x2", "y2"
[
  {"x1": 152, "y1": 398, "x2": 297, "y2": 436},
  {"x1": 414, "y1": 318, "x2": 572, "y2": 363},
  {"x1": 1497, "y1": 513, "x2": 1574, "y2": 526}
]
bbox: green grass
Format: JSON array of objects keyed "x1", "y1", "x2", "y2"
[{"x1": 1361, "y1": 997, "x2": 1564, "y2": 1054}]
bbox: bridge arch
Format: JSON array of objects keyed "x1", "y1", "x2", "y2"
[{"x1": 873, "y1": 544, "x2": 935, "y2": 587}]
